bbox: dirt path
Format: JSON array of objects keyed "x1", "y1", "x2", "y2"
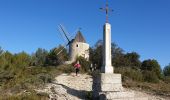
[{"x1": 37, "y1": 73, "x2": 169, "y2": 100}]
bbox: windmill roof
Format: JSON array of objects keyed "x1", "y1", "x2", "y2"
[{"x1": 74, "y1": 31, "x2": 86, "y2": 43}]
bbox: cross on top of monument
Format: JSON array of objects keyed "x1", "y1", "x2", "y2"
[{"x1": 100, "y1": 1, "x2": 113, "y2": 23}]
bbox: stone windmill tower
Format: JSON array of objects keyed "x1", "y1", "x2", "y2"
[
  {"x1": 57, "y1": 25, "x2": 89, "y2": 64},
  {"x1": 69, "y1": 30, "x2": 89, "y2": 62}
]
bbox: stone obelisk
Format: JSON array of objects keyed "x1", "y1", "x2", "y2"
[
  {"x1": 93, "y1": 2, "x2": 132, "y2": 99},
  {"x1": 93, "y1": 1, "x2": 148, "y2": 99},
  {"x1": 101, "y1": 23, "x2": 113, "y2": 73},
  {"x1": 99, "y1": 22, "x2": 124, "y2": 96},
  {"x1": 100, "y1": 1, "x2": 113, "y2": 73}
]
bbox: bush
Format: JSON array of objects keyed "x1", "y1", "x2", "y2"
[
  {"x1": 57, "y1": 64, "x2": 75, "y2": 73},
  {"x1": 164, "y1": 76, "x2": 170, "y2": 83},
  {"x1": 76, "y1": 56, "x2": 91, "y2": 73},
  {"x1": 142, "y1": 71, "x2": 159, "y2": 83},
  {"x1": 141, "y1": 59, "x2": 162, "y2": 79},
  {"x1": 163, "y1": 64, "x2": 170, "y2": 76},
  {"x1": 37, "y1": 73, "x2": 53, "y2": 84},
  {"x1": 115, "y1": 67, "x2": 143, "y2": 82},
  {"x1": 0, "y1": 91, "x2": 49, "y2": 100}
]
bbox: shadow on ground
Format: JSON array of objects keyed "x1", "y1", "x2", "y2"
[{"x1": 53, "y1": 82, "x2": 90, "y2": 99}]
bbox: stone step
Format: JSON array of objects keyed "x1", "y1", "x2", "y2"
[
  {"x1": 109, "y1": 97, "x2": 148, "y2": 100},
  {"x1": 100, "y1": 91, "x2": 135, "y2": 99},
  {"x1": 99, "y1": 91, "x2": 148, "y2": 100},
  {"x1": 99, "y1": 91, "x2": 149, "y2": 100},
  {"x1": 100, "y1": 93, "x2": 148, "y2": 100}
]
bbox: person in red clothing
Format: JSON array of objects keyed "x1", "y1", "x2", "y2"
[{"x1": 74, "y1": 61, "x2": 81, "y2": 76}]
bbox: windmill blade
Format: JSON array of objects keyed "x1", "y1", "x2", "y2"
[
  {"x1": 109, "y1": 9, "x2": 114, "y2": 12},
  {"x1": 59, "y1": 24, "x2": 71, "y2": 42},
  {"x1": 56, "y1": 47, "x2": 65, "y2": 55},
  {"x1": 55, "y1": 44, "x2": 68, "y2": 56},
  {"x1": 55, "y1": 44, "x2": 69, "y2": 64},
  {"x1": 56, "y1": 55, "x2": 63, "y2": 64},
  {"x1": 57, "y1": 26, "x2": 68, "y2": 43},
  {"x1": 100, "y1": 7, "x2": 105, "y2": 11},
  {"x1": 60, "y1": 24, "x2": 72, "y2": 39}
]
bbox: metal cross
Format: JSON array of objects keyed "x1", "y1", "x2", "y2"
[{"x1": 100, "y1": 1, "x2": 113, "y2": 23}]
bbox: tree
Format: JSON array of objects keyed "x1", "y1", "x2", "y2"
[
  {"x1": 163, "y1": 64, "x2": 170, "y2": 76},
  {"x1": 91, "y1": 45, "x2": 103, "y2": 69},
  {"x1": 0, "y1": 51, "x2": 13, "y2": 70},
  {"x1": 142, "y1": 70, "x2": 159, "y2": 83},
  {"x1": 141, "y1": 59, "x2": 162, "y2": 79},
  {"x1": 12, "y1": 52, "x2": 31, "y2": 68},
  {"x1": 31, "y1": 48, "x2": 48, "y2": 66},
  {"x1": 46, "y1": 46, "x2": 68, "y2": 66},
  {"x1": 94, "y1": 39, "x2": 103, "y2": 48},
  {"x1": 111, "y1": 43, "x2": 125, "y2": 67},
  {"x1": 89, "y1": 47, "x2": 94, "y2": 62},
  {"x1": 124, "y1": 52, "x2": 141, "y2": 68},
  {"x1": 90, "y1": 40, "x2": 124, "y2": 69},
  {"x1": 111, "y1": 43, "x2": 124, "y2": 59},
  {"x1": 0, "y1": 47, "x2": 3, "y2": 55},
  {"x1": 89, "y1": 40, "x2": 103, "y2": 69}
]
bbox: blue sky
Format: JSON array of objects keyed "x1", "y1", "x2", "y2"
[{"x1": 0, "y1": 0, "x2": 170, "y2": 68}]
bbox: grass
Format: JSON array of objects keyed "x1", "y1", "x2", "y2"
[
  {"x1": 123, "y1": 79, "x2": 170, "y2": 97},
  {"x1": 0, "y1": 64, "x2": 75, "y2": 100},
  {"x1": 114, "y1": 67, "x2": 170, "y2": 97},
  {"x1": 0, "y1": 91, "x2": 49, "y2": 100}
]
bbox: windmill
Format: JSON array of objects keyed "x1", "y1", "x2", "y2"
[{"x1": 56, "y1": 24, "x2": 90, "y2": 64}]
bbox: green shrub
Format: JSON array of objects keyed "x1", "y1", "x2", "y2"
[
  {"x1": 115, "y1": 67, "x2": 143, "y2": 82},
  {"x1": 0, "y1": 92, "x2": 48, "y2": 100},
  {"x1": 57, "y1": 64, "x2": 75, "y2": 73},
  {"x1": 142, "y1": 71, "x2": 159, "y2": 83},
  {"x1": 163, "y1": 64, "x2": 170, "y2": 76},
  {"x1": 164, "y1": 76, "x2": 170, "y2": 83},
  {"x1": 76, "y1": 56, "x2": 91, "y2": 73},
  {"x1": 37, "y1": 73, "x2": 53, "y2": 84},
  {"x1": 141, "y1": 59, "x2": 162, "y2": 79}
]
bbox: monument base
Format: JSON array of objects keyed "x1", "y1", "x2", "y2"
[
  {"x1": 93, "y1": 73, "x2": 148, "y2": 100},
  {"x1": 100, "y1": 73, "x2": 123, "y2": 91}
]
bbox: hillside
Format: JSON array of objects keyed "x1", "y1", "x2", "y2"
[{"x1": 0, "y1": 46, "x2": 170, "y2": 99}]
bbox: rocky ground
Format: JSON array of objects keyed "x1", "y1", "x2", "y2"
[{"x1": 36, "y1": 73, "x2": 170, "y2": 100}]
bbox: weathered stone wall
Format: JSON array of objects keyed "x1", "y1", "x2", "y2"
[{"x1": 69, "y1": 42, "x2": 89, "y2": 62}]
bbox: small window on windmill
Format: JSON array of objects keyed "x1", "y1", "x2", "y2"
[{"x1": 76, "y1": 44, "x2": 78, "y2": 47}]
